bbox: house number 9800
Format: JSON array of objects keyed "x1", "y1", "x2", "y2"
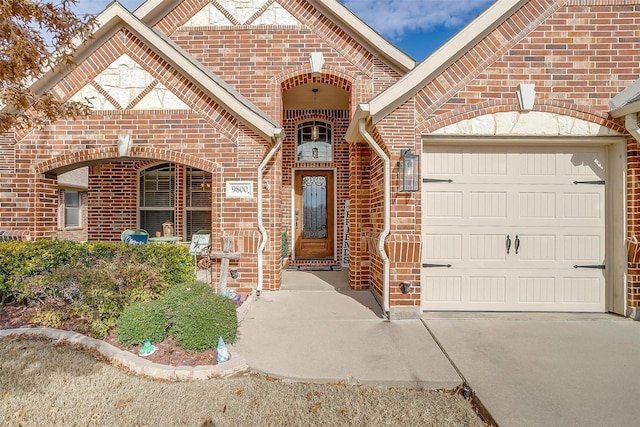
[
  {"x1": 226, "y1": 181, "x2": 253, "y2": 198},
  {"x1": 231, "y1": 185, "x2": 249, "y2": 193}
]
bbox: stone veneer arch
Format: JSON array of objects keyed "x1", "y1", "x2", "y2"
[{"x1": 419, "y1": 100, "x2": 625, "y2": 136}]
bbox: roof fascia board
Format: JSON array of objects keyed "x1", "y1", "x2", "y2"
[
  {"x1": 308, "y1": 0, "x2": 415, "y2": 74},
  {"x1": 368, "y1": 0, "x2": 528, "y2": 125},
  {"x1": 31, "y1": 3, "x2": 279, "y2": 140},
  {"x1": 610, "y1": 100, "x2": 640, "y2": 118},
  {"x1": 134, "y1": 0, "x2": 182, "y2": 26},
  {"x1": 610, "y1": 78, "x2": 640, "y2": 109}
]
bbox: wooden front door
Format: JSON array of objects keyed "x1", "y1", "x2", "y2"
[{"x1": 294, "y1": 171, "x2": 334, "y2": 259}]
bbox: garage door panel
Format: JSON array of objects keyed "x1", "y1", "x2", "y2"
[
  {"x1": 469, "y1": 152, "x2": 507, "y2": 176},
  {"x1": 563, "y1": 192, "x2": 603, "y2": 219},
  {"x1": 516, "y1": 234, "x2": 556, "y2": 261},
  {"x1": 423, "y1": 234, "x2": 462, "y2": 260},
  {"x1": 563, "y1": 235, "x2": 602, "y2": 262},
  {"x1": 469, "y1": 234, "x2": 507, "y2": 261},
  {"x1": 519, "y1": 192, "x2": 556, "y2": 219},
  {"x1": 424, "y1": 191, "x2": 462, "y2": 218},
  {"x1": 469, "y1": 276, "x2": 506, "y2": 303},
  {"x1": 422, "y1": 146, "x2": 606, "y2": 313},
  {"x1": 424, "y1": 276, "x2": 462, "y2": 303},
  {"x1": 470, "y1": 192, "x2": 507, "y2": 218},
  {"x1": 518, "y1": 276, "x2": 556, "y2": 303},
  {"x1": 423, "y1": 151, "x2": 463, "y2": 176}
]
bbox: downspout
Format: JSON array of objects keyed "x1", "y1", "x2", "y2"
[
  {"x1": 625, "y1": 113, "x2": 640, "y2": 143},
  {"x1": 256, "y1": 129, "x2": 284, "y2": 296},
  {"x1": 358, "y1": 118, "x2": 391, "y2": 320}
]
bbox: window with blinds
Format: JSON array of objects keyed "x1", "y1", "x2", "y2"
[
  {"x1": 138, "y1": 164, "x2": 212, "y2": 239},
  {"x1": 185, "y1": 168, "x2": 212, "y2": 238},
  {"x1": 139, "y1": 164, "x2": 175, "y2": 236}
]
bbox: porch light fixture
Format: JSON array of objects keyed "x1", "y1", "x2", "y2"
[
  {"x1": 312, "y1": 147, "x2": 319, "y2": 158},
  {"x1": 311, "y1": 88, "x2": 319, "y2": 141},
  {"x1": 230, "y1": 268, "x2": 238, "y2": 279},
  {"x1": 399, "y1": 149, "x2": 419, "y2": 192}
]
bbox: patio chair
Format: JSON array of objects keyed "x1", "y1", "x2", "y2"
[
  {"x1": 121, "y1": 229, "x2": 149, "y2": 244},
  {"x1": 189, "y1": 230, "x2": 211, "y2": 263}
]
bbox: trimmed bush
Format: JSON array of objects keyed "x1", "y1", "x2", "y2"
[
  {"x1": 0, "y1": 241, "x2": 195, "y2": 304},
  {"x1": 116, "y1": 299, "x2": 168, "y2": 346},
  {"x1": 163, "y1": 280, "x2": 213, "y2": 312},
  {"x1": 171, "y1": 292, "x2": 238, "y2": 352}
]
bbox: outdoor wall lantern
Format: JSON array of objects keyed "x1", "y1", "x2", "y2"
[
  {"x1": 162, "y1": 220, "x2": 174, "y2": 237},
  {"x1": 230, "y1": 268, "x2": 239, "y2": 279},
  {"x1": 312, "y1": 147, "x2": 319, "y2": 158},
  {"x1": 399, "y1": 149, "x2": 419, "y2": 192},
  {"x1": 400, "y1": 281, "x2": 412, "y2": 294}
]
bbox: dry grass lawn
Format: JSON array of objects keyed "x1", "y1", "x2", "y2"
[{"x1": 0, "y1": 337, "x2": 485, "y2": 426}]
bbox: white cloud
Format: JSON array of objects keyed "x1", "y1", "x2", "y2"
[
  {"x1": 340, "y1": 0, "x2": 493, "y2": 40},
  {"x1": 75, "y1": 0, "x2": 491, "y2": 41},
  {"x1": 73, "y1": 0, "x2": 143, "y2": 16}
]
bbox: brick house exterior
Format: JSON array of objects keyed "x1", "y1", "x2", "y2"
[{"x1": 2, "y1": 0, "x2": 640, "y2": 319}]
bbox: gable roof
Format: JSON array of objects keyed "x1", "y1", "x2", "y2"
[
  {"x1": 28, "y1": 2, "x2": 282, "y2": 141},
  {"x1": 346, "y1": 0, "x2": 528, "y2": 140},
  {"x1": 609, "y1": 78, "x2": 640, "y2": 118},
  {"x1": 134, "y1": 0, "x2": 415, "y2": 74}
]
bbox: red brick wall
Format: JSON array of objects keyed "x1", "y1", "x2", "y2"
[{"x1": 0, "y1": 0, "x2": 405, "y2": 295}]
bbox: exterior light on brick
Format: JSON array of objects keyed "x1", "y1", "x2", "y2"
[{"x1": 399, "y1": 149, "x2": 419, "y2": 193}]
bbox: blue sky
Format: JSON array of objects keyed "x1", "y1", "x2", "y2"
[{"x1": 73, "y1": 0, "x2": 493, "y2": 61}]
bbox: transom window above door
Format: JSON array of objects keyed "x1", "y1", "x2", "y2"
[{"x1": 297, "y1": 121, "x2": 332, "y2": 162}]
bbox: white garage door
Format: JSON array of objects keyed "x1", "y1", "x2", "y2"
[{"x1": 421, "y1": 146, "x2": 606, "y2": 312}]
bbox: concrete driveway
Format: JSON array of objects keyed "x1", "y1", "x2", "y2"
[{"x1": 424, "y1": 313, "x2": 640, "y2": 427}]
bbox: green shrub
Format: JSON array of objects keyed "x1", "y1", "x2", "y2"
[
  {"x1": 116, "y1": 299, "x2": 168, "y2": 346},
  {"x1": 0, "y1": 241, "x2": 195, "y2": 304},
  {"x1": 163, "y1": 280, "x2": 213, "y2": 312},
  {"x1": 171, "y1": 292, "x2": 238, "y2": 352},
  {"x1": 281, "y1": 231, "x2": 290, "y2": 259}
]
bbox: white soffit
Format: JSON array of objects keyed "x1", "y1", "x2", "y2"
[{"x1": 368, "y1": 0, "x2": 528, "y2": 125}]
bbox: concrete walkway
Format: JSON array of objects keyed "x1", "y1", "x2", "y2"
[
  {"x1": 424, "y1": 313, "x2": 640, "y2": 427},
  {"x1": 234, "y1": 270, "x2": 462, "y2": 389}
]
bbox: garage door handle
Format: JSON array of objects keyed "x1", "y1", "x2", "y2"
[
  {"x1": 506, "y1": 235, "x2": 511, "y2": 254},
  {"x1": 515, "y1": 235, "x2": 520, "y2": 255}
]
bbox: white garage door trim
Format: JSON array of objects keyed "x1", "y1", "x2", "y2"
[{"x1": 420, "y1": 136, "x2": 626, "y2": 314}]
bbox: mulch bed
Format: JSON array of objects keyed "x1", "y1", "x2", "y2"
[{"x1": 0, "y1": 301, "x2": 238, "y2": 367}]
